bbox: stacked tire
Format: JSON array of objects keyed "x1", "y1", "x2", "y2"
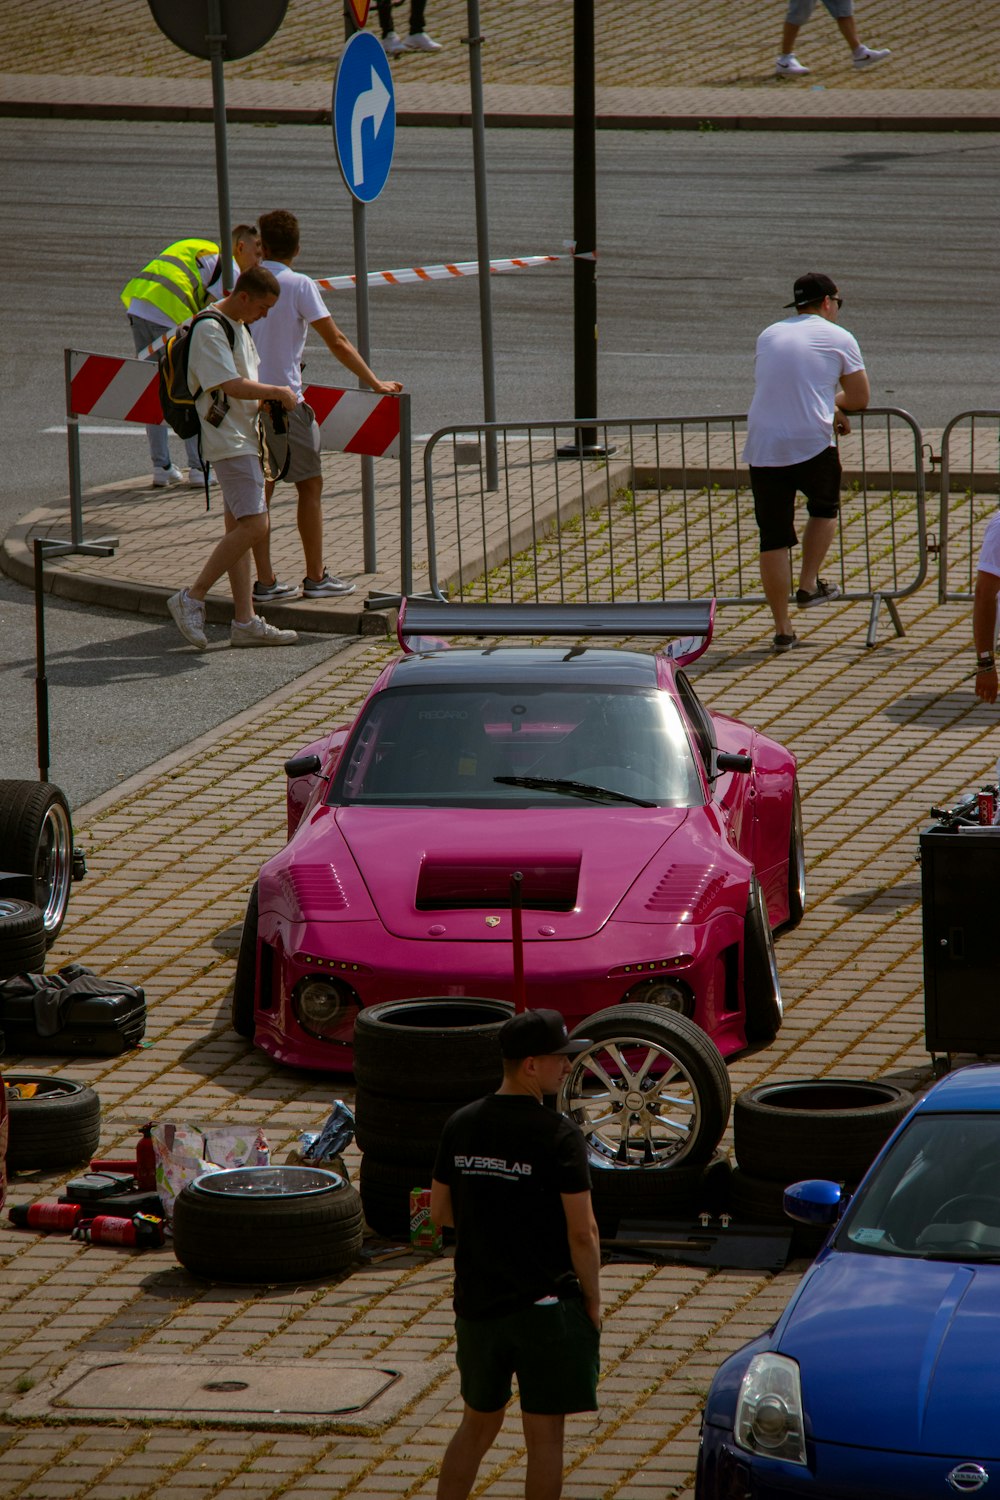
[
  {"x1": 0, "y1": 780, "x2": 76, "y2": 945},
  {"x1": 0, "y1": 899, "x2": 47, "y2": 982},
  {"x1": 730, "y1": 1077, "x2": 916, "y2": 1255},
  {"x1": 3, "y1": 1074, "x2": 101, "y2": 1171},
  {"x1": 353, "y1": 997, "x2": 513, "y2": 1238}
]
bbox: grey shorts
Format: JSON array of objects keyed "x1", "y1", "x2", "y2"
[
  {"x1": 214, "y1": 453, "x2": 267, "y2": 518},
  {"x1": 786, "y1": 0, "x2": 853, "y2": 22},
  {"x1": 281, "y1": 401, "x2": 323, "y2": 485}
]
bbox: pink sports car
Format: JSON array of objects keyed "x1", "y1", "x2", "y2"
[{"x1": 232, "y1": 601, "x2": 803, "y2": 1073}]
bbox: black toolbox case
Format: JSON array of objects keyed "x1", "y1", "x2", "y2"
[{"x1": 0, "y1": 967, "x2": 146, "y2": 1056}]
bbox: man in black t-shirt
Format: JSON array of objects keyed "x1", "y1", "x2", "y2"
[{"x1": 431, "y1": 1009, "x2": 601, "y2": 1500}]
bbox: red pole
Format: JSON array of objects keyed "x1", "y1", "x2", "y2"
[{"x1": 510, "y1": 871, "x2": 526, "y2": 1013}]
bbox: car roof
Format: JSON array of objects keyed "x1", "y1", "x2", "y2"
[
  {"x1": 384, "y1": 647, "x2": 663, "y2": 689},
  {"x1": 915, "y1": 1064, "x2": 1000, "y2": 1114}
]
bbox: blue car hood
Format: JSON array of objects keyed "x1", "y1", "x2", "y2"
[{"x1": 778, "y1": 1252, "x2": 1000, "y2": 1457}]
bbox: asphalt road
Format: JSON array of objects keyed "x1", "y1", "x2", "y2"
[{"x1": 1, "y1": 121, "x2": 996, "y2": 806}]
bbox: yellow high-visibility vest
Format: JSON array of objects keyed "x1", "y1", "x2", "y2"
[{"x1": 120, "y1": 238, "x2": 220, "y2": 325}]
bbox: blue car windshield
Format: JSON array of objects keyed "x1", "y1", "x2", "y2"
[
  {"x1": 835, "y1": 1113, "x2": 1000, "y2": 1260},
  {"x1": 328, "y1": 684, "x2": 704, "y2": 808}
]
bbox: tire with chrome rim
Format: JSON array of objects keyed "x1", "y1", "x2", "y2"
[
  {"x1": 0, "y1": 781, "x2": 75, "y2": 944},
  {"x1": 561, "y1": 1005, "x2": 731, "y2": 1175}
]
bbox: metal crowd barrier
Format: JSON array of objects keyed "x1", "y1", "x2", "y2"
[
  {"x1": 422, "y1": 408, "x2": 927, "y2": 646},
  {"x1": 934, "y1": 411, "x2": 1000, "y2": 602}
]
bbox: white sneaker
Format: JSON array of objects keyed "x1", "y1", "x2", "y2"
[
  {"x1": 230, "y1": 615, "x2": 298, "y2": 648},
  {"x1": 775, "y1": 53, "x2": 809, "y2": 76},
  {"x1": 403, "y1": 31, "x2": 442, "y2": 51},
  {"x1": 382, "y1": 31, "x2": 406, "y2": 56},
  {"x1": 188, "y1": 467, "x2": 214, "y2": 486},
  {"x1": 853, "y1": 45, "x2": 891, "y2": 68},
  {"x1": 168, "y1": 589, "x2": 208, "y2": 650},
  {"x1": 152, "y1": 464, "x2": 184, "y2": 487}
]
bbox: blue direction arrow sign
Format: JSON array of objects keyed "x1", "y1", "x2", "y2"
[{"x1": 333, "y1": 31, "x2": 395, "y2": 204}]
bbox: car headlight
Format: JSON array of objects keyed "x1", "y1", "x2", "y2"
[
  {"x1": 734, "y1": 1353, "x2": 807, "y2": 1466},
  {"x1": 292, "y1": 976, "x2": 360, "y2": 1041},
  {"x1": 621, "y1": 976, "x2": 694, "y2": 1016}
]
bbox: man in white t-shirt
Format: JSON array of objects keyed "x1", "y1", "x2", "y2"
[
  {"x1": 166, "y1": 266, "x2": 299, "y2": 652},
  {"x1": 742, "y1": 272, "x2": 871, "y2": 651},
  {"x1": 249, "y1": 209, "x2": 403, "y2": 602},
  {"x1": 973, "y1": 514, "x2": 1000, "y2": 703}
]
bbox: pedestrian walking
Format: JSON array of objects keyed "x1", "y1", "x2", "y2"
[
  {"x1": 377, "y1": 0, "x2": 442, "y2": 54},
  {"x1": 742, "y1": 272, "x2": 870, "y2": 652},
  {"x1": 167, "y1": 266, "x2": 299, "y2": 652},
  {"x1": 249, "y1": 209, "x2": 402, "y2": 602},
  {"x1": 121, "y1": 228, "x2": 261, "y2": 487},
  {"x1": 775, "y1": 0, "x2": 891, "y2": 77},
  {"x1": 973, "y1": 514, "x2": 1000, "y2": 703},
  {"x1": 430, "y1": 1009, "x2": 601, "y2": 1500}
]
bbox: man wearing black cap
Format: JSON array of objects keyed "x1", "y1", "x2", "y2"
[
  {"x1": 431, "y1": 1008, "x2": 601, "y2": 1500},
  {"x1": 742, "y1": 272, "x2": 870, "y2": 652}
]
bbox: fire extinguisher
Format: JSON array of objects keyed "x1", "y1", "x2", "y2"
[
  {"x1": 8, "y1": 1201, "x2": 82, "y2": 1232},
  {"x1": 136, "y1": 1123, "x2": 157, "y2": 1191},
  {"x1": 72, "y1": 1214, "x2": 166, "y2": 1248}
]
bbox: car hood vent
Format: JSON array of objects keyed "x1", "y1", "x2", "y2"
[
  {"x1": 646, "y1": 865, "x2": 728, "y2": 917},
  {"x1": 416, "y1": 856, "x2": 581, "y2": 912},
  {"x1": 278, "y1": 864, "x2": 349, "y2": 919}
]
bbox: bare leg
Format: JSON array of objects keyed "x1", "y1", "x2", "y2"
[
  {"x1": 798, "y1": 517, "x2": 838, "y2": 595},
  {"x1": 759, "y1": 548, "x2": 795, "y2": 637},
  {"x1": 251, "y1": 480, "x2": 276, "y2": 584},
  {"x1": 521, "y1": 1412, "x2": 566, "y2": 1500},
  {"x1": 835, "y1": 14, "x2": 862, "y2": 50},
  {"x1": 295, "y1": 475, "x2": 325, "y2": 581},
  {"x1": 436, "y1": 1406, "x2": 505, "y2": 1500},
  {"x1": 780, "y1": 21, "x2": 801, "y2": 52},
  {"x1": 190, "y1": 511, "x2": 268, "y2": 624}
]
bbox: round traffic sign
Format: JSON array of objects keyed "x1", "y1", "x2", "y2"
[
  {"x1": 147, "y1": 0, "x2": 288, "y2": 62},
  {"x1": 332, "y1": 31, "x2": 396, "y2": 204}
]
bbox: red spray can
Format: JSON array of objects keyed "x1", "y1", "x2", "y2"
[{"x1": 8, "y1": 1201, "x2": 82, "y2": 1232}]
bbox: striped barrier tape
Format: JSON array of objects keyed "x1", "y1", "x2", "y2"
[
  {"x1": 133, "y1": 249, "x2": 590, "y2": 359},
  {"x1": 67, "y1": 351, "x2": 401, "y2": 460}
]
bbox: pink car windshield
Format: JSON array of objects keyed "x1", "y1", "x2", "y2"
[{"x1": 330, "y1": 686, "x2": 703, "y2": 808}]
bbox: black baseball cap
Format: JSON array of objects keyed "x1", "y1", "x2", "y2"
[
  {"x1": 499, "y1": 1008, "x2": 591, "y2": 1060},
  {"x1": 784, "y1": 272, "x2": 839, "y2": 309}
]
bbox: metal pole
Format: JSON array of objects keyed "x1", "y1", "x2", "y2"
[
  {"x1": 33, "y1": 540, "x2": 51, "y2": 783},
  {"x1": 398, "y1": 393, "x2": 413, "y2": 595},
  {"x1": 465, "y1": 0, "x2": 498, "y2": 491},
  {"x1": 353, "y1": 198, "x2": 378, "y2": 572},
  {"x1": 510, "y1": 871, "x2": 526, "y2": 1013},
  {"x1": 64, "y1": 349, "x2": 84, "y2": 547},
  {"x1": 207, "y1": 0, "x2": 233, "y2": 292}
]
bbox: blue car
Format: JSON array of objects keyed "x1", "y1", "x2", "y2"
[{"x1": 697, "y1": 1065, "x2": 1000, "y2": 1499}]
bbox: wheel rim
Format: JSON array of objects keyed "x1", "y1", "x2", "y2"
[
  {"x1": 34, "y1": 802, "x2": 73, "y2": 934},
  {"x1": 192, "y1": 1165, "x2": 343, "y2": 1198},
  {"x1": 4, "y1": 1076, "x2": 83, "y2": 1100},
  {"x1": 560, "y1": 1034, "x2": 706, "y2": 1169}
]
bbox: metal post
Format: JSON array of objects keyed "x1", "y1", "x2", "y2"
[
  {"x1": 398, "y1": 393, "x2": 413, "y2": 595},
  {"x1": 353, "y1": 198, "x2": 378, "y2": 572},
  {"x1": 207, "y1": 0, "x2": 233, "y2": 292},
  {"x1": 510, "y1": 871, "x2": 526, "y2": 1013},
  {"x1": 33, "y1": 540, "x2": 51, "y2": 783},
  {"x1": 64, "y1": 349, "x2": 84, "y2": 547},
  {"x1": 465, "y1": 0, "x2": 498, "y2": 491}
]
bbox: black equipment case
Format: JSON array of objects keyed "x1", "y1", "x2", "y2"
[{"x1": 0, "y1": 966, "x2": 146, "y2": 1056}]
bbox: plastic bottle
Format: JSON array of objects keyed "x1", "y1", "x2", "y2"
[
  {"x1": 135, "y1": 1123, "x2": 157, "y2": 1191},
  {"x1": 253, "y1": 1128, "x2": 271, "y2": 1166},
  {"x1": 8, "y1": 1201, "x2": 82, "y2": 1232}
]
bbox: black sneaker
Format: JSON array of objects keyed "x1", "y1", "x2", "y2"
[
  {"x1": 253, "y1": 579, "x2": 301, "y2": 602},
  {"x1": 773, "y1": 633, "x2": 801, "y2": 653},
  {"x1": 796, "y1": 579, "x2": 841, "y2": 609},
  {"x1": 302, "y1": 571, "x2": 357, "y2": 598}
]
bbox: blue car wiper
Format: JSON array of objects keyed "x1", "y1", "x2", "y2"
[{"x1": 494, "y1": 775, "x2": 656, "y2": 808}]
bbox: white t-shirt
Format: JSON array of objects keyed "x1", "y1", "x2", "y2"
[
  {"x1": 977, "y1": 513, "x2": 1000, "y2": 579},
  {"x1": 187, "y1": 311, "x2": 261, "y2": 464},
  {"x1": 251, "y1": 258, "x2": 328, "y2": 400},
  {"x1": 742, "y1": 314, "x2": 865, "y2": 468}
]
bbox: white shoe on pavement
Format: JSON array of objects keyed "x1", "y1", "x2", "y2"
[
  {"x1": 775, "y1": 53, "x2": 809, "y2": 77},
  {"x1": 382, "y1": 31, "x2": 406, "y2": 56},
  {"x1": 853, "y1": 45, "x2": 891, "y2": 68},
  {"x1": 230, "y1": 615, "x2": 298, "y2": 647},
  {"x1": 403, "y1": 31, "x2": 442, "y2": 51},
  {"x1": 253, "y1": 578, "x2": 301, "y2": 602},
  {"x1": 168, "y1": 589, "x2": 208, "y2": 650},
  {"x1": 153, "y1": 464, "x2": 185, "y2": 487},
  {"x1": 302, "y1": 571, "x2": 357, "y2": 599},
  {"x1": 188, "y1": 467, "x2": 214, "y2": 486}
]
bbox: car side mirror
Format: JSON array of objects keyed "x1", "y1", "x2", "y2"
[
  {"x1": 784, "y1": 1179, "x2": 844, "y2": 1226},
  {"x1": 284, "y1": 753, "x2": 322, "y2": 779},
  {"x1": 715, "y1": 751, "x2": 752, "y2": 774}
]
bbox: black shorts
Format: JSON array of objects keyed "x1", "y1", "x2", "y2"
[
  {"x1": 750, "y1": 446, "x2": 842, "y2": 553},
  {"x1": 455, "y1": 1299, "x2": 600, "y2": 1415}
]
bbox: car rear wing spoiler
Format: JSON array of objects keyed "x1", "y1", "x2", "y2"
[{"x1": 396, "y1": 599, "x2": 716, "y2": 666}]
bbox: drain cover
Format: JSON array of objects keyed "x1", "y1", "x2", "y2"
[{"x1": 6, "y1": 1355, "x2": 450, "y2": 1433}]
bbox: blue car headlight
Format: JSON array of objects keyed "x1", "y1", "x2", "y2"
[{"x1": 734, "y1": 1353, "x2": 807, "y2": 1466}]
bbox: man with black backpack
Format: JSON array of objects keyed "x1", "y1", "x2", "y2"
[{"x1": 167, "y1": 266, "x2": 299, "y2": 651}]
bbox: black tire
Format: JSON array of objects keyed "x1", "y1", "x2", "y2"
[
  {"x1": 4, "y1": 1073, "x2": 101, "y2": 1170},
  {"x1": 354, "y1": 1087, "x2": 459, "y2": 1166},
  {"x1": 0, "y1": 781, "x2": 74, "y2": 945},
  {"x1": 782, "y1": 781, "x2": 806, "y2": 933},
  {"x1": 562, "y1": 1005, "x2": 731, "y2": 1172},
  {"x1": 591, "y1": 1150, "x2": 729, "y2": 1233},
  {"x1": 733, "y1": 1078, "x2": 915, "y2": 1184},
  {"x1": 0, "y1": 898, "x2": 46, "y2": 981},
  {"x1": 231, "y1": 884, "x2": 258, "y2": 1040},
  {"x1": 742, "y1": 878, "x2": 783, "y2": 1046},
  {"x1": 353, "y1": 997, "x2": 512, "y2": 1101},
  {"x1": 360, "y1": 1155, "x2": 436, "y2": 1240},
  {"x1": 172, "y1": 1166, "x2": 364, "y2": 1283},
  {"x1": 729, "y1": 1166, "x2": 828, "y2": 1259}
]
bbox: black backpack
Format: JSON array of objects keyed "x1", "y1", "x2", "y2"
[{"x1": 157, "y1": 309, "x2": 236, "y2": 441}]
